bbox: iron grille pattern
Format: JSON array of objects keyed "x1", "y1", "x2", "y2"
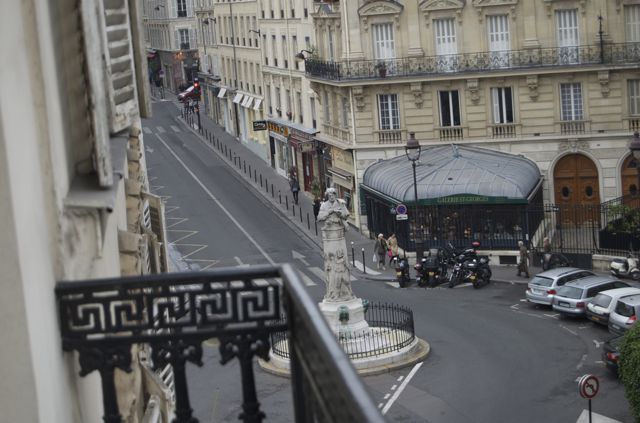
[
  {"x1": 271, "y1": 302, "x2": 415, "y2": 360},
  {"x1": 305, "y1": 42, "x2": 640, "y2": 81},
  {"x1": 56, "y1": 264, "x2": 386, "y2": 423}
]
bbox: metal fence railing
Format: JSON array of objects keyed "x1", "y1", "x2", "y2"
[
  {"x1": 56, "y1": 264, "x2": 386, "y2": 423},
  {"x1": 271, "y1": 302, "x2": 415, "y2": 361}
]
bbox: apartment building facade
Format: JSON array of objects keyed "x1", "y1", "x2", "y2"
[
  {"x1": 305, "y1": 0, "x2": 640, "y2": 231},
  {"x1": 143, "y1": 0, "x2": 199, "y2": 92}
]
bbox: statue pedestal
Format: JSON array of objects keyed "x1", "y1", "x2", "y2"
[{"x1": 318, "y1": 298, "x2": 370, "y2": 337}]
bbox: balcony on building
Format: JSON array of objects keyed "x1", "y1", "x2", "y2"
[{"x1": 304, "y1": 42, "x2": 640, "y2": 83}]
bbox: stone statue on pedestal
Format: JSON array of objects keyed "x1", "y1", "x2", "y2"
[{"x1": 317, "y1": 187, "x2": 354, "y2": 302}]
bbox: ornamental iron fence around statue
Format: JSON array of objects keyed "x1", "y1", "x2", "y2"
[
  {"x1": 55, "y1": 264, "x2": 386, "y2": 423},
  {"x1": 305, "y1": 42, "x2": 640, "y2": 81},
  {"x1": 271, "y1": 302, "x2": 415, "y2": 361}
]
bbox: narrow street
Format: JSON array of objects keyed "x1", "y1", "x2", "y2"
[{"x1": 142, "y1": 98, "x2": 632, "y2": 423}]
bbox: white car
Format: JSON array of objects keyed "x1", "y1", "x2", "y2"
[{"x1": 585, "y1": 287, "x2": 640, "y2": 325}]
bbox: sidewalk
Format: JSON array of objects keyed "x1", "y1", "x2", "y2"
[{"x1": 155, "y1": 92, "x2": 606, "y2": 286}]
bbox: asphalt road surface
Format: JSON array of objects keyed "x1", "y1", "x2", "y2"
[{"x1": 142, "y1": 100, "x2": 631, "y2": 423}]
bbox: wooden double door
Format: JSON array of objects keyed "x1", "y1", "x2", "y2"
[{"x1": 553, "y1": 154, "x2": 600, "y2": 224}]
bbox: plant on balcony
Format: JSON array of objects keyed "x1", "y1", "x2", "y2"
[{"x1": 374, "y1": 61, "x2": 387, "y2": 78}]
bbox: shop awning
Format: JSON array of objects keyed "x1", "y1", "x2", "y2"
[
  {"x1": 232, "y1": 93, "x2": 244, "y2": 103},
  {"x1": 327, "y1": 166, "x2": 353, "y2": 181},
  {"x1": 241, "y1": 96, "x2": 253, "y2": 108},
  {"x1": 217, "y1": 87, "x2": 227, "y2": 98},
  {"x1": 361, "y1": 144, "x2": 542, "y2": 205},
  {"x1": 253, "y1": 98, "x2": 262, "y2": 110}
]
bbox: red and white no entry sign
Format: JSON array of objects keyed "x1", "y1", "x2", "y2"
[{"x1": 578, "y1": 374, "x2": 599, "y2": 399}]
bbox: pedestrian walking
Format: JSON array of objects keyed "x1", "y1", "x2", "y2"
[
  {"x1": 543, "y1": 237, "x2": 551, "y2": 254},
  {"x1": 387, "y1": 234, "x2": 398, "y2": 265},
  {"x1": 373, "y1": 233, "x2": 388, "y2": 270},
  {"x1": 313, "y1": 197, "x2": 321, "y2": 220},
  {"x1": 290, "y1": 177, "x2": 300, "y2": 205},
  {"x1": 517, "y1": 240, "x2": 530, "y2": 278}
]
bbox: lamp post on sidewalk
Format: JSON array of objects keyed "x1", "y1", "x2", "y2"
[{"x1": 405, "y1": 132, "x2": 423, "y2": 261}]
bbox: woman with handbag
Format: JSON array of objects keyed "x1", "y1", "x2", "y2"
[
  {"x1": 387, "y1": 234, "x2": 398, "y2": 265},
  {"x1": 373, "y1": 233, "x2": 388, "y2": 270}
]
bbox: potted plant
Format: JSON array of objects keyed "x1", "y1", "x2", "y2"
[{"x1": 375, "y1": 61, "x2": 387, "y2": 78}]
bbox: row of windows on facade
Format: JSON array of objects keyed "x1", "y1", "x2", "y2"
[
  {"x1": 316, "y1": 8, "x2": 640, "y2": 63},
  {"x1": 259, "y1": 0, "x2": 309, "y2": 19},
  {"x1": 265, "y1": 84, "x2": 316, "y2": 129},
  {"x1": 144, "y1": 0, "x2": 195, "y2": 19},
  {"x1": 146, "y1": 27, "x2": 197, "y2": 50},
  {"x1": 365, "y1": 80, "x2": 640, "y2": 132},
  {"x1": 219, "y1": 57, "x2": 263, "y2": 95}
]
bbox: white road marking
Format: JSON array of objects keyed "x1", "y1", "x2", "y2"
[
  {"x1": 300, "y1": 271, "x2": 317, "y2": 286},
  {"x1": 383, "y1": 393, "x2": 391, "y2": 400},
  {"x1": 156, "y1": 126, "x2": 166, "y2": 133},
  {"x1": 170, "y1": 125, "x2": 181, "y2": 132},
  {"x1": 353, "y1": 260, "x2": 380, "y2": 275},
  {"x1": 308, "y1": 266, "x2": 325, "y2": 280},
  {"x1": 560, "y1": 325, "x2": 578, "y2": 336},
  {"x1": 154, "y1": 133, "x2": 277, "y2": 266},
  {"x1": 386, "y1": 282, "x2": 400, "y2": 288},
  {"x1": 292, "y1": 250, "x2": 310, "y2": 266},
  {"x1": 176, "y1": 244, "x2": 207, "y2": 259},
  {"x1": 510, "y1": 304, "x2": 520, "y2": 310},
  {"x1": 454, "y1": 283, "x2": 472, "y2": 288},
  {"x1": 576, "y1": 353, "x2": 588, "y2": 370},
  {"x1": 520, "y1": 298, "x2": 528, "y2": 302},
  {"x1": 378, "y1": 403, "x2": 384, "y2": 409},
  {"x1": 166, "y1": 217, "x2": 189, "y2": 228},
  {"x1": 165, "y1": 206, "x2": 180, "y2": 214},
  {"x1": 593, "y1": 340, "x2": 603, "y2": 348},
  {"x1": 143, "y1": 127, "x2": 152, "y2": 134},
  {"x1": 543, "y1": 313, "x2": 560, "y2": 319},
  {"x1": 397, "y1": 376, "x2": 404, "y2": 382},
  {"x1": 184, "y1": 258, "x2": 219, "y2": 270},
  {"x1": 146, "y1": 147, "x2": 154, "y2": 154},
  {"x1": 381, "y1": 362, "x2": 423, "y2": 415},
  {"x1": 167, "y1": 230, "x2": 198, "y2": 243},
  {"x1": 390, "y1": 384, "x2": 398, "y2": 391}
]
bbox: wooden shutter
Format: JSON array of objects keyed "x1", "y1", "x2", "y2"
[
  {"x1": 80, "y1": 0, "x2": 114, "y2": 186},
  {"x1": 435, "y1": 19, "x2": 456, "y2": 55},
  {"x1": 187, "y1": 0, "x2": 194, "y2": 17},
  {"x1": 143, "y1": 192, "x2": 169, "y2": 273},
  {"x1": 488, "y1": 15, "x2": 509, "y2": 52},
  {"x1": 99, "y1": 0, "x2": 138, "y2": 134},
  {"x1": 190, "y1": 29, "x2": 196, "y2": 50},
  {"x1": 556, "y1": 9, "x2": 578, "y2": 47},
  {"x1": 170, "y1": 0, "x2": 177, "y2": 18}
]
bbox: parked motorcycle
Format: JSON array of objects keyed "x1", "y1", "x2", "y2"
[
  {"x1": 472, "y1": 256, "x2": 492, "y2": 289},
  {"x1": 394, "y1": 257, "x2": 411, "y2": 288},
  {"x1": 415, "y1": 254, "x2": 442, "y2": 287},
  {"x1": 610, "y1": 255, "x2": 640, "y2": 280}
]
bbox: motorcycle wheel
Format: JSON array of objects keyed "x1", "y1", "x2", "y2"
[
  {"x1": 472, "y1": 280, "x2": 480, "y2": 289},
  {"x1": 399, "y1": 277, "x2": 406, "y2": 288},
  {"x1": 448, "y1": 275, "x2": 456, "y2": 288}
]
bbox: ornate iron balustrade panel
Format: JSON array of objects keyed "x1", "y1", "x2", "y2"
[
  {"x1": 56, "y1": 264, "x2": 385, "y2": 423},
  {"x1": 279, "y1": 265, "x2": 387, "y2": 423},
  {"x1": 305, "y1": 42, "x2": 640, "y2": 81}
]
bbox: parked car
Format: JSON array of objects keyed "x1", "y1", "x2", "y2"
[
  {"x1": 609, "y1": 294, "x2": 640, "y2": 335},
  {"x1": 586, "y1": 287, "x2": 640, "y2": 325},
  {"x1": 602, "y1": 335, "x2": 623, "y2": 376},
  {"x1": 178, "y1": 85, "x2": 198, "y2": 102},
  {"x1": 552, "y1": 276, "x2": 630, "y2": 317},
  {"x1": 526, "y1": 267, "x2": 595, "y2": 306}
]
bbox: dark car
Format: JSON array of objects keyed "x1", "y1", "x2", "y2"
[{"x1": 602, "y1": 335, "x2": 623, "y2": 376}]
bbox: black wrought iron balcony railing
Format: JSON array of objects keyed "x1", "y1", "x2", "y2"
[
  {"x1": 55, "y1": 264, "x2": 385, "y2": 423},
  {"x1": 305, "y1": 42, "x2": 640, "y2": 81}
]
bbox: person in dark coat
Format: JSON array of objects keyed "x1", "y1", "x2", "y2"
[
  {"x1": 290, "y1": 177, "x2": 300, "y2": 205},
  {"x1": 517, "y1": 240, "x2": 530, "y2": 278},
  {"x1": 313, "y1": 197, "x2": 321, "y2": 220}
]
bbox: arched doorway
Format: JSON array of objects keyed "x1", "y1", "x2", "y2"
[
  {"x1": 554, "y1": 154, "x2": 600, "y2": 224},
  {"x1": 621, "y1": 154, "x2": 639, "y2": 197}
]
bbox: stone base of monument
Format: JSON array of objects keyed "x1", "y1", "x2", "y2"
[
  {"x1": 259, "y1": 299, "x2": 430, "y2": 377},
  {"x1": 318, "y1": 298, "x2": 370, "y2": 337}
]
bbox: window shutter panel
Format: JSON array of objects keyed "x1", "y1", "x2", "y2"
[
  {"x1": 99, "y1": 0, "x2": 138, "y2": 134},
  {"x1": 170, "y1": 0, "x2": 177, "y2": 18},
  {"x1": 187, "y1": 0, "x2": 194, "y2": 17},
  {"x1": 80, "y1": 0, "x2": 114, "y2": 186},
  {"x1": 175, "y1": 29, "x2": 180, "y2": 50},
  {"x1": 190, "y1": 29, "x2": 196, "y2": 49},
  {"x1": 143, "y1": 192, "x2": 169, "y2": 273},
  {"x1": 491, "y1": 88, "x2": 501, "y2": 124}
]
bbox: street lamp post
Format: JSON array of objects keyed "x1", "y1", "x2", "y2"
[
  {"x1": 629, "y1": 132, "x2": 640, "y2": 195},
  {"x1": 405, "y1": 132, "x2": 423, "y2": 261}
]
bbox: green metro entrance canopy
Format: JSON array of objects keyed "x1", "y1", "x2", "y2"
[{"x1": 361, "y1": 144, "x2": 542, "y2": 205}]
